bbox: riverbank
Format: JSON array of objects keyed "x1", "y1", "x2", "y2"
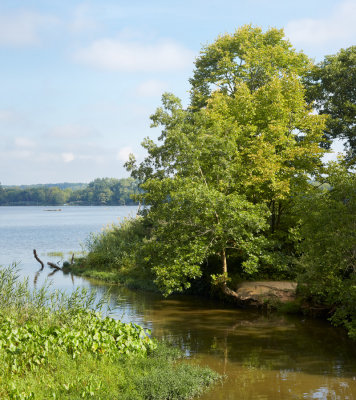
[
  {"x1": 63, "y1": 260, "x2": 303, "y2": 314},
  {"x1": 0, "y1": 265, "x2": 219, "y2": 399},
  {"x1": 63, "y1": 260, "x2": 158, "y2": 291}
]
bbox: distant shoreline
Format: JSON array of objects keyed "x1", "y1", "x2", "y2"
[{"x1": 0, "y1": 203, "x2": 139, "y2": 206}]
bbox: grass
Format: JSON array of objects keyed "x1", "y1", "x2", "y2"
[
  {"x1": 0, "y1": 264, "x2": 219, "y2": 399},
  {"x1": 44, "y1": 251, "x2": 65, "y2": 258},
  {"x1": 64, "y1": 260, "x2": 157, "y2": 291},
  {"x1": 2, "y1": 346, "x2": 218, "y2": 400},
  {"x1": 61, "y1": 217, "x2": 159, "y2": 291}
]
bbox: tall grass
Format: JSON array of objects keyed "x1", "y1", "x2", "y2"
[
  {"x1": 0, "y1": 264, "x2": 111, "y2": 321},
  {"x1": 70, "y1": 217, "x2": 156, "y2": 290}
]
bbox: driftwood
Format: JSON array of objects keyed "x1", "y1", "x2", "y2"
[
  {"x1": 47, "y1": 261, "x2": 62, "y2": 270},
  {"x1": 33, "y1": 249, "x2": 44, "y2": 270}
]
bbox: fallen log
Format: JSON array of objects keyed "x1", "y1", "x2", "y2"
[{"x1": 33, "y1": 249, "x2": 44, "y2": 270}]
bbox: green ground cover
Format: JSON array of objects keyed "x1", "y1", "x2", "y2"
[{"x1": 0, "y1": 265, "x2": 219, "y2": 399}]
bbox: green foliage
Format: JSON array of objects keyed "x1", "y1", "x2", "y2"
[
  {"x1": 0, "y1": 310, "x2": 156, "y2": 373},
  {"x1": 295, "y1": 163, "x2": 356, "y2": 338},
  {"x1": 126, "y1": 26, "x2": 325, "y2": 297},
  {"x1": 74, "y1": 217, "x2": 156, "y2": 290},
  {"x1": 0, "y1": 265, "x2": 219, "y2": 399},
  {"x1": 1, "y1": 347, "x2": 220, "y2": 400},
  {"x1": 190, "y1": 25, "x2": 311, "y2": 109},
  {"x1": 305, "y1": 46, "x2": 356, "y2": 163}
]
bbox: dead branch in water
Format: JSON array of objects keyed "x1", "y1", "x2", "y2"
[
  {"x1": 33, "y1": 249, "x2": 44, "y2": 270},
  {"x1": 47, "y1": 261, "x2": 62, "y2": 270}
]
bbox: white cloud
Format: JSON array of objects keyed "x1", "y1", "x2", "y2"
[
  {"x1": 62, "y1": 152, "x2": 75, "y2": 162},
  {"x1": 286, "y1": 0, "x2": 356, "y2": 46},
  {"x1": 116, "y1": 146, "x2": 134, "y2": 162},
  {"x1": 14, "y1": 137, "x2": 36, "y2": 148},
  {"x1": 74, "y1": 36, "x2": 194, "y2": 71},
  {"x1": 0, "y1": 10, "x2": 58, "y2": 46},
  {"x1": 49, "y1": 124, "x2": 97, "y2": 139},
  {"x1": 136, "y1": 79, "x2": 167, "y2": 97}
]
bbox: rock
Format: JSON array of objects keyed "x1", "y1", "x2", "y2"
[{"x1": 235, "y1": 281, "x2": 297, "y2": 306}]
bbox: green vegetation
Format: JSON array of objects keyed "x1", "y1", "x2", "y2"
[
  {"x1": 45, "y1": 251, "x2": 65, "y2": 258},
  {"x1": 305, "y1": 46, "x2": 356, "y2": 163},
  {"x1": 0, "y1": 177, "x2": 139, "y2": 206},
  {"x1": 70, "y1": 25, "x2": 356, "y2": 339},
  {"x1": 125, "y1": 25, "x2": 325, "y2": 297},
  {"x1": 295, "y1": 162, "x2": 356, "y2": 339},
  {"x1": 67, "y1": 218, "x2": 156, "y2": 290},
  {"x1": 0, "y1": 265, "x2": 219, "y2": 399}
]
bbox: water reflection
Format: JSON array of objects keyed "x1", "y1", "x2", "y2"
[{"x1": 84, "y1": 281, "x2": 356, "y2": 400}]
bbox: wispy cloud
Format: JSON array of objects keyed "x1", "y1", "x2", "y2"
[
  {"x1": 69, "y1": 4, "x2": 99, "y2": 33},
  {"x1": 286, "y1": 0, "x2": 356, "y2": 46},
  {"x1": 0, "y1": 10, "x2": 58, "y2": 46},
  {"x1": 61, "y1": 152, "x2": 75, "y2": 163},
  {"x1": 0, "y1": 110, "x2": 15, "y2": 122},
  {"x1": 74, "y1": 35, "x2": 194, "y2": 71},
  {"x1": 116, "y1": 146, "x2": 134, "y2": 162},
  {"x1": 136, "y1": 79, "x2": 167, "y2": 97},
  {"x1": 49, "y1": 124, "x2": 98, "y2": 139},
  {"x1": 14, "y1": 137, "x2": 36, "y2": 148}
]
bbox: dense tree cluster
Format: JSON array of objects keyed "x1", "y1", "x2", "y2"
[
  {"x1": 0, "y1": 178, "x2": 139, "y2": 206},
  {"x1": 126, "y1": 25, "x2": 326, "y2": 297},
  {"x1": 77, "y1": 26, "x2": 356, "y2": 337},
  {"x1": 304, "y1": 46, "x2": 356, "y2": 163}
]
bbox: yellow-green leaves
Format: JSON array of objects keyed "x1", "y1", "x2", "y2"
[
  {"x1": 190, "y1": 25, "x2": 311, "y2": 109},
  {"x1": 128, "y1": 25, "x2": 327, "y2": 296}
]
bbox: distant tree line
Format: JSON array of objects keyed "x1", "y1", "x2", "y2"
[{"x1": 0, "y1": 178, "x2": 139, "y2": 206}]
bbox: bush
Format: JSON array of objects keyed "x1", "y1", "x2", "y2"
[{"x1": 295, "y1": 162, "x2": 356, "y2": 339}]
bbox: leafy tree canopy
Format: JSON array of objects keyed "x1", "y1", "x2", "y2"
[
  {"x1": 189, "y1": 25, "x2": 311, "y2": 109},
  {"x1": 127, "y1": 26, "x2": 326, "y2": 297},
  {"x1": 305, "y1": 46, "x2": 356, "y2": 163}
]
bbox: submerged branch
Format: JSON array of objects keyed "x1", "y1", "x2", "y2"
[
  {"x1": 33, "y1": 249, "x2": 44, "y2": 270},
  {"x1": 47, "y1": 262, "x2": 62, "y2": 270}
]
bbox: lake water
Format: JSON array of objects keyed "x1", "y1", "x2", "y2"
[{"x1": 1, "y1": 206, "x2": 356, "y2": 399}]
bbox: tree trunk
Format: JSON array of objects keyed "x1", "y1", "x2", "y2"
[
  {"x1": 220, "y1": 249, "x2": 242, "y2": 300},
  {"x1": 221, "y1": 249, "x2": 227, "y2": 275}
]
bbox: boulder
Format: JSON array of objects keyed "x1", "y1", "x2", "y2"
[{"x1": 235, "y1": 281, "x2": 297, "y2": 306}]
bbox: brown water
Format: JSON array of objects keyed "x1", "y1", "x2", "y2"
[{"x1": 89, "y1": 282, "x2": 356, "y2": 400}]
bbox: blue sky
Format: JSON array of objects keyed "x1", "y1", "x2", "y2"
[{"x1": 1, "y1": 0, "x2": 355, "y2": 184}]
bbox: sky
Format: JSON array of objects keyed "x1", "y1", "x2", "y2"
[{"x1": 1, "y1": 0, "x2": 355, "y2": 185}]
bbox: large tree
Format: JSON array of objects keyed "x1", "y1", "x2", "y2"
[
  {"x1": 189, "y1": 25, "x2": 311, "y2": 109},
  {"x1": 305, "y1": 46, "x2": 356, "y2": 163},
  {"x1": 127, "y1": 26, "x2": 325, "y2": 297}
]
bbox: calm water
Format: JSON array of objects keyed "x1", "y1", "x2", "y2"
[{"x1": 1, "y1": 206, "x2": 355, "y2": 399}]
